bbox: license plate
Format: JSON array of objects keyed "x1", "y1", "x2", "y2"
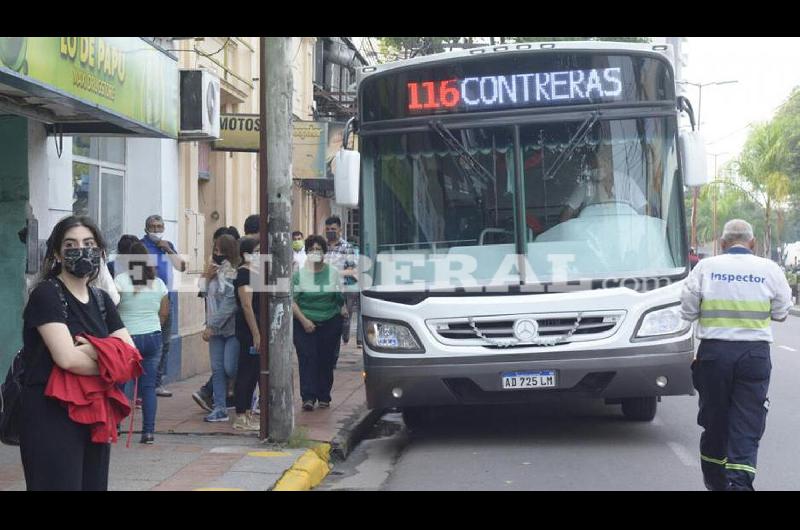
[{"x1": 501, "y1": 370, "x2": 557, "y2": 390}]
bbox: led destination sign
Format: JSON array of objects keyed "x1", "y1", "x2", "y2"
[{"x1": 407, "y1": 67, "x2": 623, "y2": 114}]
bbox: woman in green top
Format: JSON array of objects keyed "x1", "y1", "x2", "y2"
[
  {"x1": 114, "y1": 242, "x2": 170, "y2": 443},
  {"x1": 292, "y1": 235, "x2": 347, "y2": 411}
]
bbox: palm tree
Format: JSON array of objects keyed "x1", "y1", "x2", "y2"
[{"x1": 734, "y1": 120, "x2": 792, "y2": 257}]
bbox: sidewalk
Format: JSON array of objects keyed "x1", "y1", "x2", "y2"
[{"x1": 0, "y1": 338, "x2": 374, "y2": 491}]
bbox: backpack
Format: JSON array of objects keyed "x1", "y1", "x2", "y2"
[{"x1": 0, "y1": 278, "x2": 106, "y2": 446}]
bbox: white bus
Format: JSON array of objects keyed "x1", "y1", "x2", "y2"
[{"x1": 334, "y1": 41, "x2": 708, "y2": 427}]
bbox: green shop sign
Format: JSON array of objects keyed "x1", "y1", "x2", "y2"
[{"x1": 0, "y1": 37, "x2": 179, "y2": 138}]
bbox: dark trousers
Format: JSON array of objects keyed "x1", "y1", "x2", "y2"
[
  {"x1": 692, "y1": 339, "x2": 771, "y2": 491},
  {"x1": 233, "y1": 332, "x2": 260, "y2": 414},
  {"x1": 155, "y1": 307, "x2": 172, "y2": 388},
  {"x1": 19, "y1": 386, "x2": 111, "y2": 491},
  {"x1": 294, "y1": 315, "x2": 343, "y2": 403}
]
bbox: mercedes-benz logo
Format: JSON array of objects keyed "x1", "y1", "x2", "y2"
[{"x1": 513, "y1": 318, "x2": 539, "y2": 342}]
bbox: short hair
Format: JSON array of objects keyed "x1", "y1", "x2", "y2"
[
  {"x1": 145, "y1": 215, "x2": 163, "y2": 229},
  {"x1": 239, "y1": 236, "x2": 260, "y2": 261},
  {"x1": 292, "y1": 230, "x2": 303, "y2": 239},
  {"x1": 305, "y1": 235, "x2": 328, "y2": 254},
  {"x1": 324, "y1": 216, "x2": 341, "y2": 228},
  {"x1": 117, "y1": 234, "x2": 140, "y2": 254},
  {"x1": 244, "y1": 215, "x2": 260, "y2": 235},
  {"x1": 721, "y1": 219, "x2": 754, "y2": 245}
]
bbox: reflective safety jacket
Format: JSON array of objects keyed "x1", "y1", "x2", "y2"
[{"x1": 680, "y1": 246, "x2": 793, "y2": 342}]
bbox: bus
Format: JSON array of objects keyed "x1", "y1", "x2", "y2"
[{"x1": 334, "y1": 41, "x2": 708, "y2": 427}]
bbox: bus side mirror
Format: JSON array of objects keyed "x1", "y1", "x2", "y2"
[
  {"x1": 679, "y1": 130, "x2": 709, "y2": 187},
  {"x1": 334, "y1": 148, "x2": 360, "y2": 207}
]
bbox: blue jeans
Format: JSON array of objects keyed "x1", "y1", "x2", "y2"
[
  {"x1": 125, "y1": 331, "x2": 162, "y2": 434},
  {"x1": 209, "y1": 335, "x2": 239, "y2": 412}
]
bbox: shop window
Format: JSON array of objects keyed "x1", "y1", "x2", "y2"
[{"x1": 72, "y1": 136, "x2": 126, "y2": 249}]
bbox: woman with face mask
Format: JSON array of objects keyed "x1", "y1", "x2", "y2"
[
  {"x1": 201, "y1": 235, "x2": 241, "y2": 423},
  {"x1": 19, "y1": 215, "x2": 136, "y2": 490},
  {"x1": 231, "y1": 237, "x2": 263, "y2": 431},
  {"x1": 291, "y1": 235, "x2": 347, "y2": 411}
]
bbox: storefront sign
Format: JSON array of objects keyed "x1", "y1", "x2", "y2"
[
  {"x1": 0, "y1": 37, "x2": 179, "y2": 137},
  {"x1": 213, "y1": 115, "x2": 349, "y2": 180}
]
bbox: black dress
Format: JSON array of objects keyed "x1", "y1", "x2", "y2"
[{"x1": 233, "y1": 267, "x2": 262, "y2": 414}]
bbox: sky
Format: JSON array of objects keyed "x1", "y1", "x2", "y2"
[{"x1": 680, "y1": 37, "x2": 800, "y2": 177}]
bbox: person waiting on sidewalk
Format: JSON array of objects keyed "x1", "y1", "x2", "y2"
[
  {"x1": 293, "y1": 235, "x2": 347, "y2": 411},
  {"x1": 201, "y1": 234, "x2": 241, "y2": 423},
  {"x1": 292, "y1": 230, "x2": 307, "y2": 273},
  {"x1": 231, "y1": 237, "x2": 263, "y2": 431},
  {"x1": 192, "y1": 226, "x2": 241, "y2": 413},
  {"x1": 114, "y1": 242, "x2": 170, "y2": 444},
  {"x1": 19, "y1": 215, "x2": 136, "y2": 490},
  {"x1": 323, "y1": 216, "x2": 359, "y2": 349},
  {"x1": 141, "y1": 214, "x2": 187, "y2": 398}
]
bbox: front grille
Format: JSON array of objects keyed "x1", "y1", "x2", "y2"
[{"x1": 427, "y1": 311, "x2": 625, "y2": 348}]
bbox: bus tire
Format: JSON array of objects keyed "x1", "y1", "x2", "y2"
[{"x1": 621, "y1": 397, "x2": 658, "y2": 422}]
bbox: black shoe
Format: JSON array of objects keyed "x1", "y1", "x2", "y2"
[
  {"x1": 318, "y1": 401, "x2": 330, "y2": 409},
  {"x1": 156, "y1": 386, "x2": 173, "y2": 397},
  {"x1": 302, "y1": 400, "x2": 315, "y2": 411},
  {"x1": 140, "y1": 433, "x2": 155, "y2": 445},
  {"x1": 192, "y1": 390, "x2": 213, "y2": 412}
]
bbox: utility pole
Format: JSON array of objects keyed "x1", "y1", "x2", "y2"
[{"x1": 259, "y1": 37, "x2": 294, "y2": 442}]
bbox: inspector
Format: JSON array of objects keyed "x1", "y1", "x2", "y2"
[{"x1": 680, "y1": 219, "x2": 792, "y2": 491}]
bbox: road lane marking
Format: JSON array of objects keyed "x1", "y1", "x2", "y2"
[
  {"x1": 667, "y1": 442, "x2": 700, "y2": 468},
  {"x1": 778, "y1": 345, "x2": 797, "y2": 352}
]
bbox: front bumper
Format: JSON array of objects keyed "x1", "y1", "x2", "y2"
[{"x1": 364, "y1": 340, "x2": 694, "y2": 409}]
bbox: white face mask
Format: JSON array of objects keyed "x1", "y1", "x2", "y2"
[
  {"x1": 307, "y1": 251, "x2": 323, "y2": 263},
  {"x1": 148, "y1": 232, "x2": 163, "y2": 243}
]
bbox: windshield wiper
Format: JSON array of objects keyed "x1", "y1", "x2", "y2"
[
  {"x1": 429, "y1": 121, "x2": 495, "y2": 187},
  {"x1": 543, "y1": 111, "x2": 600, "y2": 181}
]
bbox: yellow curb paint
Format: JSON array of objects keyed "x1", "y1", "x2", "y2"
[
  {"x1": 312, "y1": 443, "x2": 331, "y2": 463},
  {"x1": 247, "y1": 451, "x2": 292, "y2": 458},
  {"x1": 193, "y1": 488, "x2": 245, "y2": 491},
  {"x1": 271, "y1": 448, "x2": 331, "y2": 491}
]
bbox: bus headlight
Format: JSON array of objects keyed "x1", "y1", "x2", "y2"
[
  {"x1": 634, "y1": 304, "x2": 691, "y2": 340},
  {"x1": 363, "y1": 318, "x2": 425, "y2": 353}
]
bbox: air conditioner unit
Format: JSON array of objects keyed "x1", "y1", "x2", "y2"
[{"x1": 179, "y1": 69, "x2": 221, "y2": 140}]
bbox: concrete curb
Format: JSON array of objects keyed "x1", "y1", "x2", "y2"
[
  {"x1": 330, "y1": 406, "x2": 385, "y2": 463},
  {"x1": 271, "y1": 443, "x2": 331, "y2": 491}
]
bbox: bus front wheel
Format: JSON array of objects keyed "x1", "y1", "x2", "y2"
[{"x1": 621, "y1": 397, "x2": 658, "y2": 422}]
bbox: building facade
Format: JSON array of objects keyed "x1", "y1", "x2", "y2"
[{"x1": 0, "y1": 37, "x2": 181, "y2": 376}]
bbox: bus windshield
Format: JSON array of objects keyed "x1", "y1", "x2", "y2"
[{"x1": 361, "y1": 116, "x2": 687, "y2": 289}]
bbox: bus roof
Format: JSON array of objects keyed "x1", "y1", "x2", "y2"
[{"x1": 358, "y1": 40, "x2": 675, "y2": 82}]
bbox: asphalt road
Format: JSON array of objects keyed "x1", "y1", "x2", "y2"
[{"x1": 321, "y1": 316, "x2": 800, "y2": 491}]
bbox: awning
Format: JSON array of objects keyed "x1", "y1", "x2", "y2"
[{"x1": 0, "y1": 37, "x2": 179, "y2": 138}]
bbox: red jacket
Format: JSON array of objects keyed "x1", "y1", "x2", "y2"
[{"x1": 45, "y1": 334, "x2": 143, "y2": 444}]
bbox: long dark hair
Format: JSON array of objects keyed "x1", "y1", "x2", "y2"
[
  {"x1": 40, "y1": 215, "x2": 106, "y2": 285},
  {"x1": 129, "y1": 242, "x2": 156, "y2": 287},
  {"x1": 216, "y1": 234, "x2": 241, "y2": 267}
]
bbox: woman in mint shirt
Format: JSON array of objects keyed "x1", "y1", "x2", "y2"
[
  {"x1": 114, "y1": 242, "x2": 169, "y2": 444},
  {"x1": 292, "y1": 235, "x2": 347, "y2": 411}
]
